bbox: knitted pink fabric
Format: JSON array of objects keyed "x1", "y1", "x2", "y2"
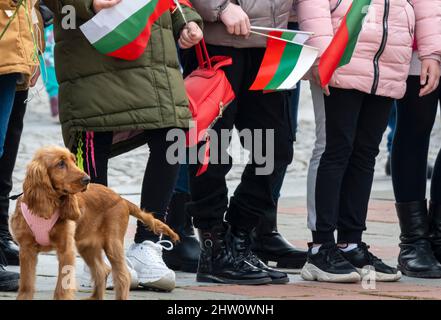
[{"x1": 20, "y1": 202, "x2": 59, "y2": 246}]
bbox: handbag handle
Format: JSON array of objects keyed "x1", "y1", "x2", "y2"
[{"x1": 195, "y1": 38, "x2": 213, "y2": 70}]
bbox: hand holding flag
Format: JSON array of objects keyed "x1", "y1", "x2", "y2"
[
  {"x1": 93, "y1": 0, "x2": 122, "y2": 13},
  {"x1": 178, "y1": 21, "x2": 203, "y2": 49}
]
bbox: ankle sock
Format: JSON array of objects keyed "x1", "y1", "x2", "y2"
[{"x1": 338, "y1": 243, "x2": 358, "y2": 252}]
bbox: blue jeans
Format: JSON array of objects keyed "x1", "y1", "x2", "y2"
[
  {"x1": 0, "y1": 74, "x2": 18, "y2": 158},
  {"x1": 387, "y1": 102, "x2": 397, "y2": 154}
]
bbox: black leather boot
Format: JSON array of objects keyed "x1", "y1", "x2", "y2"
[
  {"x1": 0, "y1": 225, "x2": 19, "y2": 266},
  {"x1": 163, "y1": 192, "x2": 200, "y2": 273},
  {"x1": 429, "y1": 201, "x2": 441, "y2": 263},
  {"x1": 229, "y1": 227, "x2": 289, "y2": 284},
  {"x1": 251, "y1": 213, "x2": 307, "y2": 269},
  {"x1": 0, "y1": 248, "x2": 19, "y2": 291},
  {"x1": 196, "y1": 225, "x2": 272, "y2": 285},
  {"x1": 396, "y1": 201, "x2": 441, "y2": 278}
]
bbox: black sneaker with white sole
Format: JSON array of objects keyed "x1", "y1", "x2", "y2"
[
  {"x1": 301, "y1": 243, "x2": 360, "y2": 283},
  {"x1": 340, "y1": 243, "x2": 401, "y2": 282}
]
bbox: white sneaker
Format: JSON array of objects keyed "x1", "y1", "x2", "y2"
[
  {"x1": 127, "y1": 240, "x2": 176, "y2": 292},
  {"x1": 79, "y1": 254, "x2": 139, "y2": 290}
]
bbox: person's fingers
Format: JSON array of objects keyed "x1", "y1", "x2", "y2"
[
  {"x1": 234, "y1": 23, "x2": 241, "y2": 36},
  {"x1": 101, "y1": 0, "x2": 121, "y2": 8},
  {"x1": 226, "y1": 24, "x2": 235, "y2": 35},
  {"x1": 179, "y1": 38, "x2": 193, "y2": 49},
  {"x1": 420, "y1": 64, "x2": 428, "y2": 87},
  {"x1": 323, "y1": 85, "x2": 330, "y2": 96},
  {"x1": 246, "y1": 17, "x2": 251, "y2": 34},
  {"x1": 240, "y1": 19, "x2": 248, "y2": 36},
  {"x1": 180, "y1": 29, "x2": 192, "y2": 43}
]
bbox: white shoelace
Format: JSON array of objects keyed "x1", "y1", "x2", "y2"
[{"x1": 138, "y1": 240, "x2": 174, "y2": 265}]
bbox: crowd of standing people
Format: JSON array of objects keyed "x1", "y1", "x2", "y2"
[{"x1": 1, "y1": 0, "x2": 441, "y2": 294}]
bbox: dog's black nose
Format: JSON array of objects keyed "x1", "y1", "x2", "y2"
[{"x1": 81, "y1": 176, "x2": 91, "y2": 186}]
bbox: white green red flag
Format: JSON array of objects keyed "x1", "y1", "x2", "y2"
[
  {"x1": 250, "y1": 30, "x2": 318, "y2": 91},
  {"x1": 80, "y1": 0, "x2": 190, "y2": 61},
  {"x1": 319, "y1": 0, "x2": 372, "y2": 86}
]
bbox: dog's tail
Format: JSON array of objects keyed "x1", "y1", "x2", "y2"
[{"x1": 125, "y1": 200, "x2": 180, "y2": 243}]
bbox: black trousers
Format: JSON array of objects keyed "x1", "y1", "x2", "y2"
[
  {"x1": 392, "y1": 76, "x2": 441, "y2": 203},
  {"x1": 185, "y1": 46, "x2": 294, "y2": 231},
  {"x1": 0, "y1": 90, "x2": 28, "y2": 230},
  {"x1": 312, "y1": 88, "x2": 393, "y2": 244},
  {"x1": 75, "y1": 128, "x2": 180, "y2": 243}
]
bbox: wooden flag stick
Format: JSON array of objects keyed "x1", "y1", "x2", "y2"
[
  {"x1": 251, "y1": 25, "x2": 314, "y2": 35},
  {"x1": 249, "y1": 30, "x2": 317, "y2": 50}
]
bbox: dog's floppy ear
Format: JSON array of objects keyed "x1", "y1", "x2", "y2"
[
  {"x1": 23, "y1": 159, "x2": 57, "y2": 218},
  {"x1": 59, "y1": 195, "x2": 82, "y2": 221}
]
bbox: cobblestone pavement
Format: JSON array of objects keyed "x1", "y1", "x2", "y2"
[{"x1": 2, "y1": 82, "x2": 441, "y2": 300}]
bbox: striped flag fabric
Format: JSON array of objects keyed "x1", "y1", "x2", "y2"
[
  {"x1": 250, "y1": 31, "x2": 318, "y2": 91},
  {"x1": 80, "y1": 0, "x2": 171, "y2": 61},
  {"x1": 319, "y1": 0, "x2": 372, "y2": 86}
]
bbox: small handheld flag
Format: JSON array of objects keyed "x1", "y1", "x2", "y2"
[
  {"x1": 80, "y1": 0, "x2": 172, "y2": 61},
  {"x1": 250, "y1": 30, "x2": 318, "y2": 91},
  {"x1": 318, "y1": 0, "x2": 372, "y2": 86}
]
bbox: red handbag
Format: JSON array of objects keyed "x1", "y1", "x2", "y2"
[{"x1": 184, "y1": 39, "x2": 235, "y2": 175}]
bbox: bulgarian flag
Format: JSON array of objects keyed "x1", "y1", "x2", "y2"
[
  {"x1": 319, "y1": 0, "x2": 372, "y2": 86},
  {"x1": 80, "y1": 0, "x2": 189, "y2": 61},
  {"x1": 250, "y1": 29, "x2": 318, "y2": 91}
]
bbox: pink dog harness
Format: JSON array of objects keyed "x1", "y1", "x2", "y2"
[{"x1": 20, "y1": 202, "x2": 59, "y2": 246}]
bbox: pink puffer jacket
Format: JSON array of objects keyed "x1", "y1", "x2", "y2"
[{"x1": 297, "y1": 0, "x2": 441, "y2": 99}]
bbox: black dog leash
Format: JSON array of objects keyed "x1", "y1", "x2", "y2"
[{"x1": 8, "y1": 193, "x2": 23, "y2": 200}]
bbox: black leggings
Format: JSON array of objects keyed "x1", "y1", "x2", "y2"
[
  {"x1": 392, "y1": 76, "x2": 441, "y2": 203},
  {"x1": 75, "y1": 128, "x2": 180, "y2": 243}
]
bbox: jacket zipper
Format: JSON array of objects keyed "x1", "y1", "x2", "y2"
[
  {"x1": 331, "y1": 0, "x2": 343, "y2": 13},
  {"x1": 371, "y1": 0, "x2": 390, "y2": 94}
]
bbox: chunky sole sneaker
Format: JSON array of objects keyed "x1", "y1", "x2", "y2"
[
  {"x1": 340, "y1": 243, "x2": 401, "y2": 282},
  {"x1": 301, "y1": 262, "x2": 361, "y2": 283},
  {"x1": 127, "y1": 240, "x2": 177, "y2": 292},
  {"x1": 196, "y1": 273, "x2": 272, "y2": 285},
  {"x1": 138, "y1": 269, "x2": 176, "y2": 292}
]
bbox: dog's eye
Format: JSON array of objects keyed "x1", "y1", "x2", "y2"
[{"x1": 58, "y1": 160, "x2": 66, "y2": 169}]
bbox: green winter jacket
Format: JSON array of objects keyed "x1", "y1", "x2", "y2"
[{"x1": 44, "y1": 0, "x2": 202, "y2": 156}]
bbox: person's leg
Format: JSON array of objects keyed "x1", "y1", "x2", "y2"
[
  {"x1": 429, "y1": 84, "x2": 441, "y2": 263},
  {"x1": 226, "y1": 46, "x2": 294, "y2": 231},
  {"x1": 0, "y1": 74, "x2": 19, "y2": 158},
  {"x1": 392, "y1": 76, "x2": 441, "y2": 278},
  {"x1": 163, "y1": 163, "x2": 200, "y2": 273},
  {"x1": 335, "y1": 94, "x2": 401, "y2": 282},
  {"x1": 301, "y1": 87, "x2": 363, "y2": 283},
  {"x1": 311, "y1": 88, "x2": 363, "y2": 244},
  {"x1": 0, "y1": 90, "x2": 28, "y2": 267},
  {"x1": 187, "y1": 45, "x2": 271, "y2": 285},
  {"x1": 306, "y1": 82, "x2": 328, "y2": 239},
  {"x1": 128, "y1": 128, "x2": 180, "y2": 291},
  {"x1": 134, "y1": 128, "x2": 181, "y2": 243},
  {"x1": 337, "y1": 95, "x2": 393, "y2": 244}
]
